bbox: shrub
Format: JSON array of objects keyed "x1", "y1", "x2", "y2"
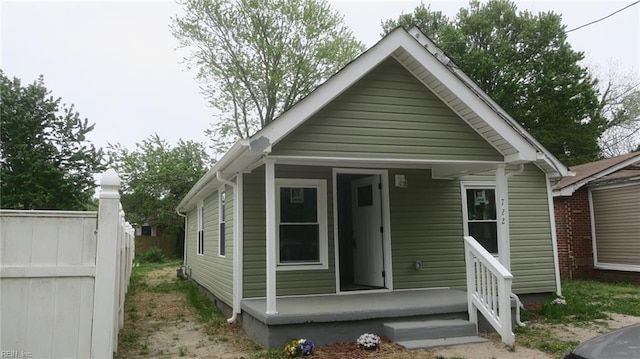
[{"x1": 137, "y1": 247, "x2": 166, "y2": 263}]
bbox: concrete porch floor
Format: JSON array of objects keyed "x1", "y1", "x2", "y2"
[
  {"x1": 241, "y1": 288, "x2": 468, "y2": 325},
  {"x1": 240, "y1": 288, "x2": 470, "y2": 347}
]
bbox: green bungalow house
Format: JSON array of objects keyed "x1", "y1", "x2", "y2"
[{"x1": 177, "y1": 26, "x2": 570, "y2": 349}]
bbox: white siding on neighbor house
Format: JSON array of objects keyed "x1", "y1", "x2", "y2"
[
  {"x1": 186, "y1": 185, "x2": 234, "y2": 306},
  {"x1": 590, "y1": 183, "x2": 640, "y2": 270}
]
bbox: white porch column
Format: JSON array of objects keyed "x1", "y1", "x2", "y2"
[
  {"x1": 265, "y1": 159, "x2": 278, "y2": 314},
  {"x1": 495, "y1": 164, "x2": 511, "y2": 270}
]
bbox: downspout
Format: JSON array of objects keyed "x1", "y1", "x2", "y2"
[
  {"x1": 216, "y1": 171, "x2": 239, "y2": 323},
  {"x1": 175, "y1": 209, "x2": 188, "y2": 276}
]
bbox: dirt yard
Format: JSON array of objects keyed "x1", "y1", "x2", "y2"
[{"x1": 117, "y1": 265, "x2": 640, "y2": 359}]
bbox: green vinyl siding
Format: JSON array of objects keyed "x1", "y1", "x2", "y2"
[
  {"x1": 186, "y1": 186, "x2": 234, "y2": 306},
  {"x1": 242, "y1": 165, "x2": 336, "y2": 298},
  {"x1": 389, "y1": 169, "x2": 466, "y2": 290},
  {"x1": 508, "y1": 164, "x2": 556, "y2": 294},
  {"x1": 271, "y1": 58, "x2": 502, "y2": 162}
]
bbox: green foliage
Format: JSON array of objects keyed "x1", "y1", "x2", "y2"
[
  {"x1": 107, "y1": 134, "x2": 210, "y2": 241},
  {"x1": 172, "y1": 0, "x2": 364, "y2": 155},
  {"x1": 0, "y1": 71, "x2": 105, "y2": 210},
  {"x1": 382, "y1": 0, "x2": 606, "y2": 165},
  {"x1": 136, "y1": 247, "x2": 166, "y2": 264}
]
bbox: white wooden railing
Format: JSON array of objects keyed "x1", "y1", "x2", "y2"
[{"x1": 464, "y1": 236, "x2": 515, "y2": 345}]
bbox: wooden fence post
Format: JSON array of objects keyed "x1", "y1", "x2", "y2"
[{"x1": 91, "y1": 169, "x2": 121, "y2": 358}]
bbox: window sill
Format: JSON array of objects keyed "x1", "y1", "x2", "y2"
[{"x1": 276, "y1": 263, "x2": 328, "y2": 271}]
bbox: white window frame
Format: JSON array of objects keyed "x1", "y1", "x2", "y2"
[
  {"x1": 461, "y1": 181, "x2": 500, "y2": 256},
  {"x1": 218, "y1": 186, "x2": 226, "y2": 258},
  {"x1": 275, "y1": 178, "x2": 328, "y2": 271},
  {"x1": 197, "y1": 200, "x2": 204, "y2": 256}
]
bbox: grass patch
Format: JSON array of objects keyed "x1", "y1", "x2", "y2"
[
  {"x1": 522, "y1": 280, "x2": 640, "y2": 325},
  {"x1": 516, "y1": 326, "x2": 579, "y2": 356},
  {"x1": 517, "y1": 279, "x2": 640, "y2": 356}
]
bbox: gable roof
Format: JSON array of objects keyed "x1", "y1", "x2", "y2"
[
  {"x1": 553, "y1": 151, "x2": 640, "y2": 196},
  {"x1": 178, "y1": 26, "x2": 569, "y2": 212}
]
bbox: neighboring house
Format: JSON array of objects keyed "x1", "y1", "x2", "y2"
[
  {"x1": 553, "y1": 152, "x2": 640, "y2": 284},
  {"x1": 134, "y1": 223, "x2": 176, "y2": 256},
  {"x1": 177, "y1": 27, "x2": 570, "y2": 348}
]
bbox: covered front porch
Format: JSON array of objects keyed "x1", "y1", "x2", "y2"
[{"x1": 240, "y1": 236, "x2": 518, "y2": 348}]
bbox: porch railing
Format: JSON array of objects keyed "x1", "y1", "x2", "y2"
[{"x1": 464, "y1": 236, "x2": 515, "y2": 345}]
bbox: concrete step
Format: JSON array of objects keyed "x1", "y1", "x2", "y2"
[
  {"x1": 396, "y1": 335, "x2": 490, "y2": 350},
  {"x1": 383, "y1": 318, "x2": 477, "y2": 341}
]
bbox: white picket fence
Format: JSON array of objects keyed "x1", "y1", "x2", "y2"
[{"x1": 0, "y1": 169, "x2": 134, "y2": 358}]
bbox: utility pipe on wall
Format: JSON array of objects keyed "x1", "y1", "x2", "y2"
[{"x1": 216, "y1": 171, "x2": 240, "y2": 323}]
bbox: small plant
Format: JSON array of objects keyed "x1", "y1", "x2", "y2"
[
  {"x1": 356, "y1": 333, "x2": 380, "y2": 350},
  {"x1": 283, "y1": 339, "x2": 314, "y2": 357},
  {"x1": 179, "y1": 346, "x2": 188, "y2": 357}
]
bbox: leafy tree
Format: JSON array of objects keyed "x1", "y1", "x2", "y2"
[
  {"x1": 382, "y1": 0, "x2": 606, "y2": 165},
  {"x1": 0, "y1": 71, "x2": 104, "y2": 210},
  {"x1": 172, "y1": 0, "x2": 364, "y2": 155},
  {"x1": 597, "y1": 70, "x2": 640, "y2": 156},
  {"x1": 107, "y1": 134, "x2": 211, "y2": 245}
]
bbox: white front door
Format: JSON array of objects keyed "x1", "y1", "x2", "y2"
[{"x1": 351, "y1": 175, "x2": 384, "y2": 287}]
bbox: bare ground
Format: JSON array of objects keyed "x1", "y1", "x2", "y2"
[{"x1": 117, "y1": 266, "x2": 640, "y2": 359}]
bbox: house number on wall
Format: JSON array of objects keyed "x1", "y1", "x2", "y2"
[{"x1": 501, "y1": 198, "x2": 506, "y2": 225}]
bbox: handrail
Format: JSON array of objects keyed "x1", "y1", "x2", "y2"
[{"x1": 464, "y1": 236, "x2": 515, "y2": 345}]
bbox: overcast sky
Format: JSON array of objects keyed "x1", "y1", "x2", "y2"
[{"x1": 2, "y1": 0, "x2": 639, "y2": 155}]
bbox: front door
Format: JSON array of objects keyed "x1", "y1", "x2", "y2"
[{"x1": 351, "y1": 175, "x2": 384, "y2": 287}]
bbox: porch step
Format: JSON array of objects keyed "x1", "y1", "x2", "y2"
[
  {"x1": 383, "y1": 319, "x2": 489, "y2": 349},
  {"x1": 383, "y1": 319, "x2": 477, "y2": 341},
  {"x1": 396, "y1": 336, "x2": 489, "y2": 350}
]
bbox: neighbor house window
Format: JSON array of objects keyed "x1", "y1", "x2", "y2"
[
  {"x1": 197, "y1": 201, "x2": 204, "y2": 255},
  {"x1": 219, "y1": 188, "x2": 226, "y2": 257},
  {"x1": 276, "y1": 179, "x2": 328, "y2": 270},
  {"x1": 463, "y1": 186, "x2": 498, "y2": 254},
  {"x1": 141, "y1": 225, "x2": 152, "y2": 236}
]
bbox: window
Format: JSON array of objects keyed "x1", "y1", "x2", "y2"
[
  {"x1": 197, "y1": 201, "x2": 204, "y2": 255},
  {"x1": 219, "y1": 188, "x2": 226, "y2": 257},
  {"x1": 276, "y1": 179, "x2": 327, "y2": 270},
  {"x1": 463, "y1": 187, "x2": 498, "y2": 254},
  {"x1": 141, "y1": 225, "x2": 152, "y2": 236}
]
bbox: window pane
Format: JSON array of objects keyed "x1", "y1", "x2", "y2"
[
  {"x1": 141, "y1": 225, "x2": 152, "y2": 236},
  {"x1": 279, "y1": 224, "x2": 319, "y2": 262},
  {"x1": 469, "y1": 222, "x2": 498, "y2": 253},
  {"x1": 357, "y1": 184, "x2": 373, "y2": 207},
  {"x1": 466, "y1": 189, "x2": 496, "y2": 220},
  {"x1": 221, "y1": 191, "x2": 226, "y2": 221},
  {"x1": 280, "y1": 187, "x2": 317, "y2": 223}
]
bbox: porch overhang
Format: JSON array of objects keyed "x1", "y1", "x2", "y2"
[{"x1": 266, "y1": 155, "x2": 514, "y2": 179}]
